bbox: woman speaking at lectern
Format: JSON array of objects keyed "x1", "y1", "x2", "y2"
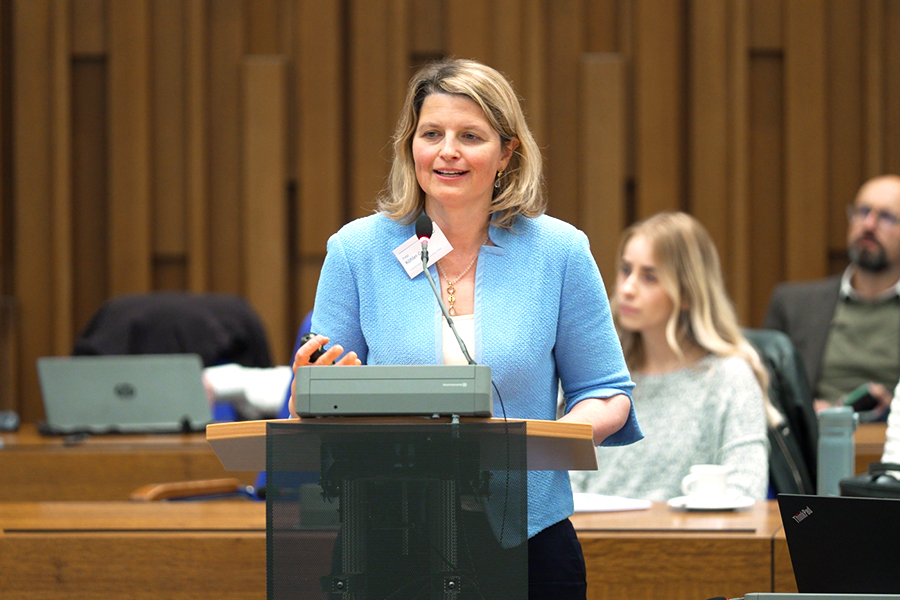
[{"x1": 289, "y1": 58, "x2": 642, "y2": 599}]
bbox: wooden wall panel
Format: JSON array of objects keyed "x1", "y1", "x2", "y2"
[
  {"x1": 580, "y1": 53, "x2": 625, "y2": 289},
  {"x1": 492, "y1": 0, "x2": 524, "y2": 89},
  {"x1": 749, "y1": 0, "x2": 781, "y2": 51},
  {"x1": 294, "y1": 0, "x2": 343, "y2": 319},
  {"x1": 51, "y1": 0, "x2": 73, "y2": 356},
  {"x1": 4, "y1": 0, "x2": 900, "y2": 416},
  {"x1": 616, "y1": 0, "x2": 634, "y2": 185},
  {"x1": 0, "y1": 0, "x2": 12, "y2": 418},
  {"x1": 546, "y1": 0, "x2": 585, "y2": 224},
  {"x1": 246, "y1": 0, "x2": 280, "y2": 55},
  {"x1": 689, "y1": 0, "x2": 731, "y2": 272},
  {"x1": 727, "y1": 0, "x2": 752, "y2": 321},
  {"x1": 748, "y1": 55, "x2": 784, "y2": 327},
  {"x1": 446, "y1": 0, "x2": 492, "y2": 62},
  {"x1": 71, "y1": 59, "x2": 108, "y2": 336},
  {"x1": 347, "y1": 0, "x2": 401, "y2": 220},
  {"x1": 0, "y1": 0, "x2": 6, "y2": 308},
  {"x1": 863, "y1": 0, "x2": 884, "y2": 177},
  {"x1": 0, "y1": 297, "x2": 16, "y2": 413},
  {"x1": 13, "y1": 0, "x2": 54, "y2": 421},
  {"x1": 387, "y1": 2, "x2": 410, "y2": 144},
  {"x1": 410, "y1": 0, "x2": 442, "y2": 56},
  {"x1": 242, "y1": 56, "x2": 288, "y2": 365},
  {"x1": 886, "y1": 0, "x2": 900, "y2": 175},
  {"x1": 519, "y1": 0, "x2": 547, "y2": 149},
  {"x1": 632, "y1": 0, "x2": 684, "y2": 219},
  {"x1": 784, "y1": 0, "x2": 827, "y2": 280},
  {"x1": 827, "y1": 0, "x2": 863, "y2": 259},
  {"x1": 587, "y1": 0, "x2": 619, "y2": 52},
  {"x1": 208, "y1": 0, "x2": 244, "y2": 294},
  {"x1": 0, "y1": 0, "x2": 6, "y2": 295},
  {"x1": 152, "y1": 0, "x2": 186, "y2": 265},
  {"x1": 186, "y1": 0, "x2": 208, "y2": 292},
  {"x1": 108, "y1": 0, "x2": 152, "y2": 294},
  {"x1": 72, "y1": 0, "x2": 104, "y2": 56}
]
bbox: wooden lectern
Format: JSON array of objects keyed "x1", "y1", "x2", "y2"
[
  {"x1": 207, "y1": 417, "x2": 595, "y2": 599},
  {"x1": 207, "y1": 417, "x2": 597, "y2": 472}
]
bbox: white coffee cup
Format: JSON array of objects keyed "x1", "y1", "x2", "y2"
[{"x1": 681, "y1": 464, "x2": 730, "y2": 498}]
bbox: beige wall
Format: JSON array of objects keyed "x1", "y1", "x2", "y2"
[{"x1": 1, "y1": 0, "x2": 899, "y2": 421}]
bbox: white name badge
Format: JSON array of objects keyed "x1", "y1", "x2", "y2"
[{"x1": 393, "y1": 222, "x2": 452, "y2": 279}]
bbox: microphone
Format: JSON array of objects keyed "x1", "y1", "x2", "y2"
[
  {"x1": 415, "y1": 213, "x2": 432, "y2": 265},
  {"x1": 415, "y1": 215, "x2": 475, "y2": 365}
]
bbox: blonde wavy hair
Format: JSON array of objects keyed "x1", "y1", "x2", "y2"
[
  {"x1": 613, "y1": 212, "x2": 781, "y2": 426},
  {"x1": 377, "y1": 58, "x2": 545, "y2": 229}
]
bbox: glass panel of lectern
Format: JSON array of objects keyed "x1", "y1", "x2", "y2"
[{"x1": 266, "y1": 420, "x2": 528, "y2": 600}]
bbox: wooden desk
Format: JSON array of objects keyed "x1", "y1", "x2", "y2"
[
  {"x1": 1, "y1": 500, "x2": 793, "y2": 600},
  {"x1": 571, "y1": 501, "x2": 788, "y2": 600},
  {"x1": 855, "y1": 422, "x2": 887, "y2": 475},
  {"x1": 0, "y1": 501, "x2": 266, "y2": 600},
  {"x1": 0, "y1": 424, "x2": 256, "y2": 501},
  {"x1": 2, "y1": 419, "x2": 885, "y2": 502}
]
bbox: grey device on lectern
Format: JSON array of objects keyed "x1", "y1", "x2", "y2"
[{"x1": 293, "y1": 364, "x2": 493, "y2": 417}]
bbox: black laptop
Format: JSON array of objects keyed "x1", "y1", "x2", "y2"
[{"x1": 777, "y1": 494, "x2": 900, "y2": 595}]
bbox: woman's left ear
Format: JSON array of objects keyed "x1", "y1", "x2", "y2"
[{"x1": 502, "y1": 138, "x2": 520, "y2": 165}]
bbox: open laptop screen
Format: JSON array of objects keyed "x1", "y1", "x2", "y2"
[
  {"x1": 777, "y1": 493, "x2": 900, "y2": 594},
  {"x1": 37, "y1": 354, "x2": 211, "y2": 434}
]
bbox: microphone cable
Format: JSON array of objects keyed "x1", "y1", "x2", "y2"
[{"x1": 416, "y1": 215, "x2": 518, "y2": 594}]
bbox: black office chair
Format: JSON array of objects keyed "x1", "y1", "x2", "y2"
[
  {"x1": 69, "y1": 292, "x2": 276, "y2": 502},
  {"x1": 744, "y1": 327, "x2": 818, "y2": 495}
]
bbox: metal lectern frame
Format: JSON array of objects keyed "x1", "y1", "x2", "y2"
[
  {"x1": 206, "y1": 416, "x2": 597, "y2": 600},
  {"x1": 265, "y1": 420, "x2": 528, "y2": 600}
]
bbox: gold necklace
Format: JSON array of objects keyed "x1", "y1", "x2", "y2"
[{"x1": 436, "y1": 235, "x2": 488, "y2": 316}]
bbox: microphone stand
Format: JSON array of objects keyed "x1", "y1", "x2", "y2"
[{"x1": 420, "y1": 241, "x2": 476, "y2": 366}]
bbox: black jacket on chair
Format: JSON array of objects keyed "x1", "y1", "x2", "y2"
[
  {"x1": 73, "y1": 292, "x2": 273, "y2": 368},
  {"x1": 744, "y1": 328, "x2": 818, "y2": 495}
]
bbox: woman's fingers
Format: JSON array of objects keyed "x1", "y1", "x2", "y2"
[
  {"x1": 293, "y1": 335, "x2": 361, "y2": 369},
  {"x1": 335, "y1": 351, "x2": 361, "y2": 366},
  {"x1": 293, "y1": 334, "x2": 329, "y2": 370}
]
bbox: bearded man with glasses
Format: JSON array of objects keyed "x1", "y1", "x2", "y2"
[{"x1": 765, "y1": 175, "x2": 900, "y2": 421}]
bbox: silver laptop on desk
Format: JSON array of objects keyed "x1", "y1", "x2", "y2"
[{"x1": 37, "y1": 354, "x2": 212, "y2": 434}]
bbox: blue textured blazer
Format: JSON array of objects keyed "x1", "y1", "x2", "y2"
[{"x1": 311, "y1": 212, "x2": 642, "y2": 537}]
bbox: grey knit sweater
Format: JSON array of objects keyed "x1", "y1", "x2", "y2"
[{"x1": 570, "y1": 354, "x2": 769, "y2": 501}]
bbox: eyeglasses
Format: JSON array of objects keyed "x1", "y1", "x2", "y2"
[{"x1": 846, "y1": 204, "x2": 900, "y2": 229}]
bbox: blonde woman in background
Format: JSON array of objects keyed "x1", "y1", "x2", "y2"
[{"x1": 571, "y1": 211, "x2": 776, "y2": 502}]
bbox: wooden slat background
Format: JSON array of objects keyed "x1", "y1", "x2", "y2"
[{"x1": 1, "y1": 0, "x2": 900, "y2": 421}]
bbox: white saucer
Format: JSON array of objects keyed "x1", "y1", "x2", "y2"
[{"x1": 666, "y1": 494, "x2": 755, "y2": 511}]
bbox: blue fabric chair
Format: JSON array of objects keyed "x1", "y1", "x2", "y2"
[
  {"x1": 253, "y1": 311, "x2": 314, "y2": 498},
  {"x1": 131, "y1": 311, "x2": 311, "y2": 502}
]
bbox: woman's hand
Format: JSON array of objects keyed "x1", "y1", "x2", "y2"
[{"x1": 288, "y1": 334, "x2": 361, "y2": 417}]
